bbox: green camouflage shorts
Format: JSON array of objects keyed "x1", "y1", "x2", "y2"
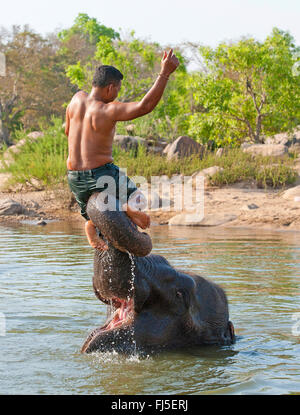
[{"x1": 67, "y1": 162, "x2": 137, "y2": 220}]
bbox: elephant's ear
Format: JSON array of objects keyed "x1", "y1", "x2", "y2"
[{"x1": 87, "y1": 192, "x2": 152, "y2": 257}]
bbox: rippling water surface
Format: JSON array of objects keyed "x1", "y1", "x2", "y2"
[{"x1": 0, "y1": 221, "x2": 300, "y2": 394}]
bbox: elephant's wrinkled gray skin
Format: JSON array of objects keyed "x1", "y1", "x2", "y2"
[{"x1": 81, "y1": 192, "x2": 235, "y2": 355}]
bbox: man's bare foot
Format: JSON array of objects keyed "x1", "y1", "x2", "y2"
[
  {"x1": 123, "y1": 203, "x2": 150, "y2": 229},
  {"x1": 85, "y1": 220, "x2": 108, "y2": 250}
]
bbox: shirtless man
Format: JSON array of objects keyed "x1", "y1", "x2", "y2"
[{"x1": 65, "y1": 49, "x2": 179, "y2": 250}]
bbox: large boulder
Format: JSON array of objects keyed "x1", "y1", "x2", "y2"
[
  {"x1": 1, "y1": 144, "x2": 21, "y2": 167},
  {"x1": 114, "y1": 135, "x2": 147, "y2": 151},
  {"x1": 193, "y1": 166, "x2": 224, "y2": 178},
  {"x1": 243, "y1": 144, "x2": 288, "y2": 157},
  {"x1": 27, "y1": 131, "x2": 44, "y2": 140},
  {"x1": 0, "y1": 131, "x2": 44, "y2": 168},
  {"x1": 162, "y1": 143, "x2": 171, "y2": 154},
  {"x1": 0, "y1": 173, "x2": 12, "y2": 190},
  {"x1": 187, "y1": 166, "x2": 224, "y2": 188},
  {"x1": 265, "y1": 128, "x2": 300, "y2": 147},
  {"x1": 168, "y1": 213, "x2": 237, "y2": 226},
  {"x1": 146, "y1": 137, "x2": 168, "y2": 153},
  {"x1": 282, "y1": 185, "x2": 300, "y2": 201},
  {"x1": 0, "y1": 199, "x2": 25, "y2": 216},
  {"x1": 288, "y1": 143, "x2": 300, "y2": 155},
  {"x1": 163, "y1": 136, "x2": 204, "y2": 160}
]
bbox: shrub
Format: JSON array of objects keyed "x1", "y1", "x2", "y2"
[
  {"x1": 1, "y1": 118, "x2": 68, "y2": 188},
  {"x1": 1, "y1": 121, "x2": 296, "y2": 190}
]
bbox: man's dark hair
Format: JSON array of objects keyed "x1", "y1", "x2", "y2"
[{"x1": 92, "y1": 65, "x2": 123, "y2": 87}]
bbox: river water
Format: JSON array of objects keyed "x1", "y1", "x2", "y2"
[{"x1": 0, "y1": 221, "x2": 299, "y2": 395}]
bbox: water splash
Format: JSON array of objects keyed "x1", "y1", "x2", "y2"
[
  {"x1": 102, "y1": 238, "x2": 112, "y2": 275},
  {"x1": 127, "y1": 251, "x2": 137, "y2": 356},
  {"x1": 127, "y1": 251, "x2": 135, "y2": 299},
  {"x1": 102, "y1": 248, "x2": 115, "y2": 322},
  {"x1": 90, "y1": 350, "x2": 150, "y2": 365},
  {"x1": 102, "y1": 247, "x2": 138, "y2": 356}
]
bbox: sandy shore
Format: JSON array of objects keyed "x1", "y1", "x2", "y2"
[{"x1": 1, "y1": 178, "x2": 300, "y2": 232}]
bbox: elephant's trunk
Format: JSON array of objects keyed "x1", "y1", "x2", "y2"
[{"x1": 86, "y1": 192, "x2": 152, "y2": 257}]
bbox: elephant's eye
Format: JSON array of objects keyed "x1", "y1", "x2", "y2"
[{"x1": 176, "y1": 289, "x2": 190, "y2": 309}]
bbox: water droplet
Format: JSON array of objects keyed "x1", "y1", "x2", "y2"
[{"x1": 126, "y1": 251, "x2": 137, "y2": 356}]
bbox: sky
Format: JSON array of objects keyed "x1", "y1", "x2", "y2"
[{"x1": 1, "y1": 0, "x2": 300, "y2": 48}]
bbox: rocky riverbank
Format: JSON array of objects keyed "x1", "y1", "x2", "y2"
[
  {"x1": 1, "y1": 180, "x2": 300, "y2": 232},
  {"x1": 1, "y1": 129, "x2": 300, "y2": 231}
]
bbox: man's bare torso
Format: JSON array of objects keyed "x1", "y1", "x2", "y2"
[
  {"x1": 66, "y1": 51, "x2": 179, "y2": 172},
  {"x1": 66, "y1": 91, "x2": 115, "y2": 171}
]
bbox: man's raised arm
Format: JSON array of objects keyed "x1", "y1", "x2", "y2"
[{"x1": 107, "y1": 49, "x2": 180, "y2": 122}]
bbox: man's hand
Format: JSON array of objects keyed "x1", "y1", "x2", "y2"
[
  {"x1": 160, "y1": 49, "x2": 180, "y2": 77},
  {"x1": 107, "y1": 49, "x2": 180, "y2": 122}
]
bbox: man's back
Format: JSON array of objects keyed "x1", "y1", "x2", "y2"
[{"x1": 66, "y1": 91, "x2": 115, "y2": 171}]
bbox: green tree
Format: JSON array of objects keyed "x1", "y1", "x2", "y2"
[
  {"x1": 188, "y1": 28, "x2": 300, "y2": 145},
  {"x1": 58, "y1": 13, "x2": 119, "y2": 45},
  {"x1": 65, "y1": 29, "x2": 190, "y2": 139},
  {"x1": 66, "y1": 32, "x2": 164, "y2": 101},
  {"x1": 57, "y1": 13, "x2": 120, "y2": 68},
  {"x1": 0, "y1": 26, "x2": 73, "y2": 146}
]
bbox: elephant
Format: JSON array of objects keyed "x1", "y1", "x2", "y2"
[{"x1": 81, "y1": 192, "x2": 235, "y2": 355}]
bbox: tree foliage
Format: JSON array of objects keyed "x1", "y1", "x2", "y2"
[
  {"x1": 0, "y1": 26, "x2": 73, "y2": 146},
  {"x1": 58, "y1": 13, "x2": 119, "y2": 45},
  {"x1": 0, "y1": 13, "x2": 299, "y2": 148},
  {"x1": 65, "y1": 27, "x2": 189, "y2": 138},
  {"x1": 57, "y1": 13, "x2": 120, "y2": 69},
  {"x1": 187, "y1": 28, "x2": 300, "y2": 145},
  {"x1": 66, "y1": 32, "x2": 164, "y2": 101}
]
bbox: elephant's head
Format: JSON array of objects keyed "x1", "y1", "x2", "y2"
[{"x1": 81, "y1": 192, "x2": 235, "y2": 354}]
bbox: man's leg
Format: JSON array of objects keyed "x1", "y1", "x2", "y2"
[
  {"x1": 67, "y1": 170, "x2": 108, "y2": 251},
  {"x1": 123, "y1": 205, "x2": 151, "y2": 229},
  {"x1": 122, "y1": 189, "x2": 150, "y2": 229},
  {"x1": 85, "y1": 220, "x2": 108, "y2": 250}
]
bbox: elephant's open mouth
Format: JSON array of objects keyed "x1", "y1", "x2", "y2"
[
  {"x1": 81, "y1": 297, "x2": 135, "y2": 353},
  {"x1": 100, "y1": 297, "x2": 134, "y2": 333}
]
